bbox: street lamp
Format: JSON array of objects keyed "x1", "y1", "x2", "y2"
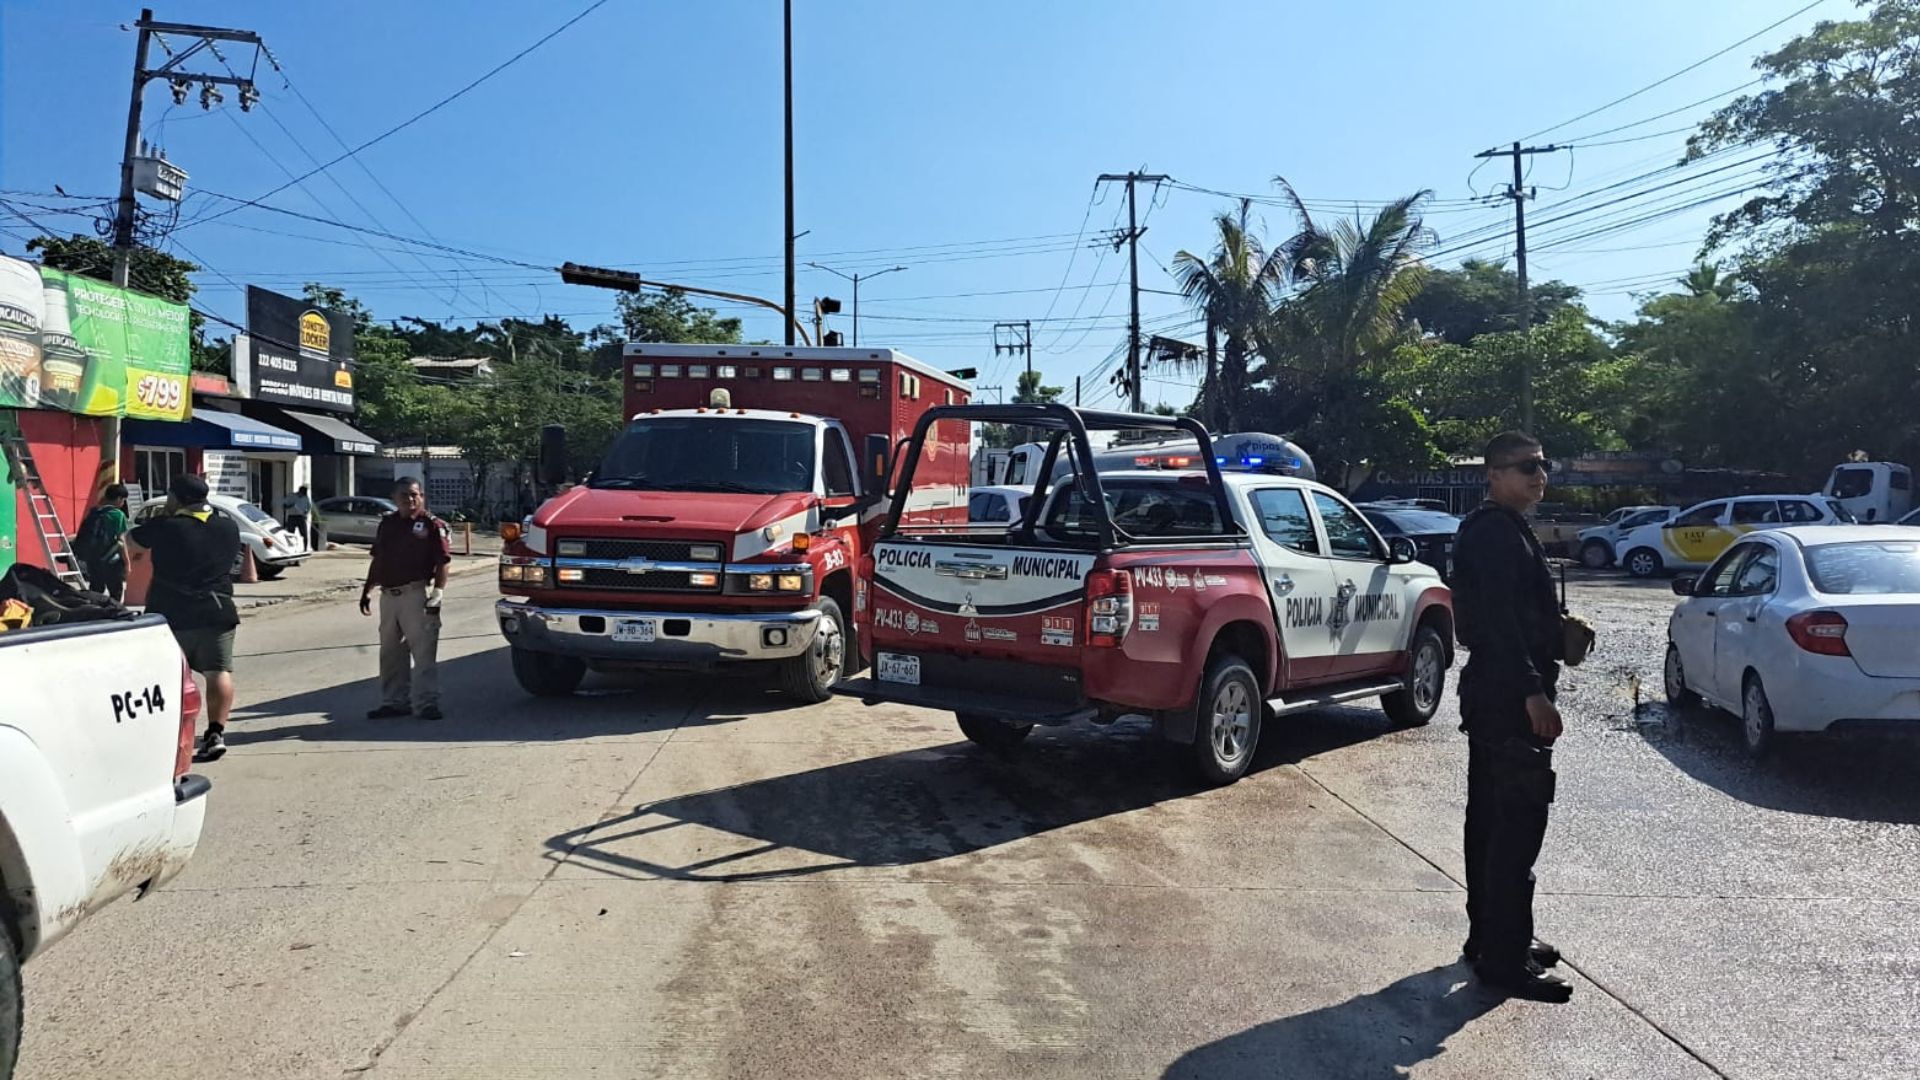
[{"x1": 806, "y1": 263, "x2": 906, "y2": 347}]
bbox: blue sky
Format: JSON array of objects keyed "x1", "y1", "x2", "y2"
[{"x1": 1, "y1": 0, "x2": 1836, "y2": 411}]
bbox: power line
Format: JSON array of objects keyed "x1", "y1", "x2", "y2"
[
  {"x1": 1556, "y1": 77, "x2": 1766, "y2": 145},
  {"x1": 1512, "y1": 0, "x2": 1829, "y2": 143},
  {"x1": 178, "y1": 0, "x2": 613, "y2": 234}
]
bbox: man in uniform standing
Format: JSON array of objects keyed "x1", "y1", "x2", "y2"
[
  {"x1": 360, "y1": 478, "x2": 451, "y2": 720},
  {"x1": 1451, "y1": 431, "x2": 1573, "y2": 1003}
]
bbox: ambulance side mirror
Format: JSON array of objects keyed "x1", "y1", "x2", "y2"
[{"x1": 865, "y1": 434, "x2": 892, "y2": 489}]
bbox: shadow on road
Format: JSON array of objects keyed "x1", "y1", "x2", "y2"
[
  {"x1": 550, "y1": 703, "x2": 1406, "y2": 882},
  {"x1": 224, "y1": 649, "x2": 791, "y2": 747},
  {"x1": 1161, "y1": 964, "x2": 1496, "y2": 1080},
  {"x1": 1636, "y1": 700, "x2": 1920, "y2": 825}
]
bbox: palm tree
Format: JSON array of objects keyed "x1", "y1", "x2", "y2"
[
  {"x1": 1681, "y1": 263, "x2": 1737, "y2": 300},
  {"x1": 1170, "y1": 199, "x2": 1289, "y2": 432},
  {"x1": 1269, "y1": 181, "x2": 1436, "y2": 376}
]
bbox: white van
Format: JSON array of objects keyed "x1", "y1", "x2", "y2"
[{"x1": 1824, "y1": 461, "x2": 1913, "y2": 524}]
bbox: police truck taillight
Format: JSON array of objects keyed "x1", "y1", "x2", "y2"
[
  {"x1": 1786, "y1": 610, "x2": 1851, "y2": 656},
  {"x1": 1086, "y1": 569, "x2": 1134, "y2": 647},
  {"x1": 176, "y1": 654, "x2": 202, "y2": 781}
]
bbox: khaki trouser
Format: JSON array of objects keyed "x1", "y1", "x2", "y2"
[{"x1": 379, "y1": 581, "x2": 441, "y2": 709}]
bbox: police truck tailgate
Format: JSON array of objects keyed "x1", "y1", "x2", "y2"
[{"x1": 850, "y1": 540, "x2": 1098, "y2": 721}]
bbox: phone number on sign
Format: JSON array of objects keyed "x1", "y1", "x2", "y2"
[{"x1": 133, "y1": 374, "x2": 185, "y2": 412}]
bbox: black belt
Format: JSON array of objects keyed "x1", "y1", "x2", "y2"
[{"x1": 381, "y1": 580, "x2": 431, "y2": 595}]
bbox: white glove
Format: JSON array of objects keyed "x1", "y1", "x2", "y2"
[{"x1": 425, "y1": 585, "x2": 445, "y2": 610}]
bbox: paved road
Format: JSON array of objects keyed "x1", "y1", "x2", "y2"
[{"x1": 16, "y1": 573, "x2": 1919, "y2": 1078}]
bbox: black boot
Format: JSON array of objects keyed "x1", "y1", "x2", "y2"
[
  {"x1": 1462, "y1": 937, "x2": 1561, "y2": 968},
  {"x1": 1475, "y1": 963, "x2": 1573, "y2": 1003}
]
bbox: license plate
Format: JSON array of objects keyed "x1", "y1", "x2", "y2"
[
  {"x1": 877, "y1": 652, "x2": 921, "y2": 686},
  {"x1": 613, "y1": 618, "x2": 657, "y2": 644}
]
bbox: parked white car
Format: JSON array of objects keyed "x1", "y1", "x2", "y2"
[
  {"x1": 1616, "y1": 493, "x2": 1853, "y2": 578},
  {"x1": 1664, "y1": 526, "x2": 1920, "y2": 757},
  {"x1": 134, "y1": 493, "x2": 310, "y2": 579},
  {"x1": 1577, "y1": 505, "x2": 1678, "y2": 569}
]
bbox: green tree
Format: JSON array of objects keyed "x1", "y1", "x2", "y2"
[
  {"x1": 1171, "y1": 198, "x2": 1288, "y2": 432},
  {"x1": 613, "y1": 289, "x2": 744, "y2": 345},
  {"x1": 1402, "y1": 258, "x2": 1584, "y2": 345}
]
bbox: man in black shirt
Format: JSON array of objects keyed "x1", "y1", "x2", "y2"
[
  {"x1": 130, "y1": 473, "x2": 242, "y2": 762},
  {"x1": 1450, "y1": 430, "x2": 1572, "y2": 1002}
]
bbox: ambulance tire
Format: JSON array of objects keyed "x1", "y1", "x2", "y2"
[
  {"x1": 1383, "y1": 624, "x2": 1447, "y2": 727},
  {"x1": 956, "y1": 713, "x2": 1032, "y2": 753},
  {"x1": 1190, "y1": 655, "x2": 1262, "y2": 786},
  {"x1": 780, "y1": 596, "x2": 847, "y2": 704},
  {"x1": 511, "y1": 647, "x2": 585, "y2": 697}
]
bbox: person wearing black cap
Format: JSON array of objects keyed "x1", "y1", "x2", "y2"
[{"x1": 129, "y1": 473, "x2": 243, "y2": 762}]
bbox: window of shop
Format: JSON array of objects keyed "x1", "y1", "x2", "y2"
[{"x1": 132, "y1": 447, "x2": 185, "y2": 504}]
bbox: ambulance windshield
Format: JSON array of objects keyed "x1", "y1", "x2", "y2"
[{"x1": 592, "y1": 416, "x2": 816, "y2": 495}]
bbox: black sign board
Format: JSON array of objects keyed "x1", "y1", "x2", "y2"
[{"x1": 243, "y1": 286, "x2": 356, "y2": 412}]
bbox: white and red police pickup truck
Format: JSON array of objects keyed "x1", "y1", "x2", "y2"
[
  {"x1": 2, "y1": 614, "x2": 212, "y2": 1078},
  {"x1": 838, "y1": 405, "x2": 1454, "y2": 785}
]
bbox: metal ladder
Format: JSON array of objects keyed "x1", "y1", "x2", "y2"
[{"x1": 2, "y1": 435, "x2": 88, "y2": 587}]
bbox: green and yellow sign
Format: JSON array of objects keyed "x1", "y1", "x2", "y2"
[{"x1": 0, "y1": 254, "x2": 192, "y2": 421}]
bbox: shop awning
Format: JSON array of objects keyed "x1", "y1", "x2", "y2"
[
  {"x1": 277, "y1": 409, "x2": 381, "y2": 455},
  {"x1": 125, "y1": 411, "x2": 303, "y2": 452}
]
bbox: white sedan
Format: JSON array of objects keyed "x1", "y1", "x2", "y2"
[
  {"x1": 134, "y1": 493, "x2": 310, "y2": 579},
  {"x1": 1664, "y1": 526, "x2": 1920, "y2": 757}
]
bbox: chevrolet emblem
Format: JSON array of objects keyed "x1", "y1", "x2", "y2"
[{"x1": 620, "y1": 559, "x2": 658, "y2": 574}]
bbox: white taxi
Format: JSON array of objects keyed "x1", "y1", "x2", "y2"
[
  {"x1": 1616, "y1": 493, "x2": 1852, "y2": 578},
  {"x1": 1664, "y1": 526, "x2": 1920, "y2": 756}
]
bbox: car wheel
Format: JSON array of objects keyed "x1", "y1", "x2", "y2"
[
  {"x1": 1581, "y1": 539, "x2": 1614, "y2": 569},
  {"x1": 1190, "y1": 654, "x2": 1263, "y2": 786},
  {"x1": 1383, "y1": 624, "x2": 1447, "y2": 727},
  {"x1": 511, "y1": 646, "x2": 586, "y2": 697},
  {"x1": 956, "y1": 712, "x2": 1032, "y2": 753},
  {"x1": 1, "y1": 927, "x2": 19, "y2": 1080},
  {"x1": 1624, "y1": 548, "x2": 1664, "y2": 578},
  {"x1": 1663, "y1": 643, "x2": 1700, "y2": 709},
  {"x1": 779, "y1": 596, "x2": 846, "y2": 704},
  {"x1": 256, "y1": 563, "x2": 285, "y2": 580},
  {"x1": 1741, "y1": 673, "x2": 1777, "y2": 759}
]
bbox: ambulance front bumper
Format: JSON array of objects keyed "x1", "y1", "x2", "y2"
[{"x1": 495, "y1": 599, "x2": 820, "y2": 665}]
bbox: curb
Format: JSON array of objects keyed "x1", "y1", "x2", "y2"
[{"x1": 238, "y1": 556, "x2": 497, "y2": 620}]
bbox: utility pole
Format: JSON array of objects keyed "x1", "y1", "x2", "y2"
[
  {"x1": 1096, "y1": 171, "x2": 1168, "y2": 412},
  {"x1": 783, "y1": 0, "x2": 796, "y2": 346},
  {"x1": 1474, "y1": 141, "x2": 1562, "y2": 434},
  {"x1": 808, "y1": 263, "x2": 906, "y2": 346},
  {"x1": 993, "y1": 320, "x2": 1032, "y2": 382},
  {"x1": 1204, "y1": 313, "x2": 1219, "y2": 430},
  {"x1": 1075, "y1": 375, "x2": 1081, "y2": 407},
  {"x1": 108, "y1": 9, "x2": 266, "y2": 483}
]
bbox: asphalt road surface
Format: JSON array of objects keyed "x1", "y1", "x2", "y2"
[{"x1": 16, "y1": 572, "x2": 1919, "y2": 1078}]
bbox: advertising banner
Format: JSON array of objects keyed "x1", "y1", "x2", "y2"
[
  {"x1": 0, "y1": 253, "x2": 192, "y2": 420},
  {"x1": 241, "y1": 286, "x2": 355, "y2": 412}
]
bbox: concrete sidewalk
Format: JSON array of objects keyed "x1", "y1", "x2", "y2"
[{"x1": 231, "y1": 546, "x2": 498, "y2": 611}]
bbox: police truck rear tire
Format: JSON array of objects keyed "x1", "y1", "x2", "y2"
[
  {"x1": 1383, "y1": 624, "x2": 1447, "y2": 728},
  {"x1": 1190, "y1": 655, "x2": 1262, "y2": 786},
  {"x1": 780, "y1": 596, "x2": 847, "y2": 704},
  {"x1": 957, "y1": 712, "x2": 1032, "y2": 753},
  {"x1": 511, "y1": 647, "x2": 585, "y2": 697}
]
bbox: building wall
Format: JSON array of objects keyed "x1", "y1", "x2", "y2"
[{"x1": 10, "y1": 409, "x2": 104, "y2": 572}]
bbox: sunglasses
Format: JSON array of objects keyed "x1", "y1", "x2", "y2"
[{"x1": 1495, "y1": 458, "x2": 1555, "y2": 476}]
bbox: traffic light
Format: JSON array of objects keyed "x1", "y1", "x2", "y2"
[
  {"x1": 946, "y1": 367, "x2": 978, "y2": 380},
  {"x1": 815, "y1": 297, "x2": 843, "y2": 315},
  {"x1": 559, "y1": 262, "x2": 643, "y2": 292},
  {"x1": 823, "y1": 331, "x2": 845, "y2": 346}
]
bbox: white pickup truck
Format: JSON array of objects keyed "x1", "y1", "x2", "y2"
[{"x1": 1, "y1": 614, "x2": 212, "y2": 1079}]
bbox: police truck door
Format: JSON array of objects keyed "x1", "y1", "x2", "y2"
[{"x1": 1243, "y1": 485, "x2": 1340, "y2": 682}]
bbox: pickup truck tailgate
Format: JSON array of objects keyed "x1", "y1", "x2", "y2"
[{"x1": 855, "y1": 541, "x2": 1095, "y2": 718}]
